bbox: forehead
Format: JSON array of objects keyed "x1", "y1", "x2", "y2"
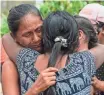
[{"x1": 17, "y1": 14, "x2": 43, "y2": 34}]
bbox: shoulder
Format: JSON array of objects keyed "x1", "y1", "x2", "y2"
[
  {"x1": 17, "y1": 48, "x2": 40, "y2": 62},
  {"x1": 2, "y1": 33, "x2": 11, "y2": 42},
  {"x1": 68, "y1": 51, "x2": 95, "y2": 69},
  {"x1": 16, "y1": 48, "x2": 40, "y2": 71},
  {"x1": 70, "y1": 51, "x2": 95, "y2": 60}
]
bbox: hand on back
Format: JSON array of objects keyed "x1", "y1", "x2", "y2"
[{"x1": 34, "y1": 67, "x2": 58, "y2": 94}]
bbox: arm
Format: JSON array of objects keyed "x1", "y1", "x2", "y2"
[
  {"x1": 2, "y1": 33, "x2": 23, "y2": 63},
  {"x1": 1, "y1": 41, "x2": 8, "y2": 64},
  {"x1": 25, "y1": 67, "x2": 58, "y2": 95},
  {"x1": 2, "y1": 59, "x2": 20, "y2": 95},
  {"x1": 90, "y1": 44, "x2": 104, "y2": 69}
]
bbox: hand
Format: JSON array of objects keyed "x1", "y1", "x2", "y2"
[
  {"x1": 92, "y1": 76, "x2": 104, "y2": 91},
  {"x1": 33, "y1": 67, "x2": 58, "y2": 94}
]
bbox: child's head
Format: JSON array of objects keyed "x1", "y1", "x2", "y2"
[
  {"x1": 42, "y1": 11, "x2": 79, "y2": 67},
  {"x1": 43, "y1": 11, "x2": 79, "y2": 54}
]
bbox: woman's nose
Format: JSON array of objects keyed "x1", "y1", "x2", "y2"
[{"x1": 32, "y1": 33, "x2": 40, "y2": 43}]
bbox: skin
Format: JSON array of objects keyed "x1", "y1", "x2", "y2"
[
  {"x1": 2, "y1": 28, "x2": 104, "y2": 95},
  {"x1": 92, "y1": 25, "x2": 104, "y2": 93},
  {"x1": 2, "y1": 13, "x2": 104, "y2": 95},
  {"x1": 14, "y1": 14, "x2": 42, "y2": 51},
  {"x1": 92, "y1": 77, "x2": 104, "y2": 91},
  {"x1": 2, "y1": 13, "x2": 57, "y2": 95},
  {"x1": 98, "y1": 26, "x2": 104, "y2": 44},
  {"x1": 26, "y1": 29, "x2": 104, "y2": 95},
  {"x1": 2, "y1": 59, "x2": 20, "y2": 95},
  {"x1": 2, "y1": 14, "x2": 43, "y2": 63}
]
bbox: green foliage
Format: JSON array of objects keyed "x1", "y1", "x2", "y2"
[
  {"x1": 1, "y1": 14, "x2": 9, "y2": 37},
  {"x1": 1, "y1": 0, "x2": 104, "y2": 36},
  {"x1": 39, "y1": 0, "x2": 87, "y2": 18}
]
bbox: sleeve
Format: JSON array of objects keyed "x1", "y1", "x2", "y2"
[
  {"x1": 16, "y1": 48, "x2": 40, "y2": 94},
  {"x1": 88, "y1": 51, "x2": 96, "y2": 77},
  {"x1": 82, "y1": 51, "x2": 96, "y2": 77}
]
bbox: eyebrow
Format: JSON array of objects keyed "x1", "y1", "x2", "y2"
[
  {"x1": 22, "y1": 24, "x2": 43, "y2": 36},
  {"x1": 35, "y1": 24, "x2": 43, "y2": 30}
]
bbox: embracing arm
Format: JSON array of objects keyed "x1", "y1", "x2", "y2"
[
  {"x1": 2, "y1": 59, "x2": 20, "y2": 95},
  {"x1": 90, "y1": 44, "x2": 104, "y2": 69},
  {"x1": 2, "y1": 33, "x2": 22, "y2": 63}
]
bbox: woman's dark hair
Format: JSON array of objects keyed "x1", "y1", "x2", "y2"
[
  {"x1": 96, "y1": 21, "x2": 104, "y2": 34},
  {"x1": 43, "y1": 11, "x2": 79, "y2": 67},
  {"x1": 74, "y1": 15, "x2": 98, "y2": 49},
  {"x1": 42, "y1": 11, "x2": 79, "y2": 95},
  {"x1": 7, "y1": 4, "x2": 42, "y2": 35}
]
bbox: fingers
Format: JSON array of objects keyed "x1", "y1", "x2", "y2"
[
  {"x1": 44, "y1": 67, "x2": 58, "y2": 73},
  {"x1": 92, "y1": 76, "x2": 98, "y2": 81},
  {"x1": 34, "y1": 67, "x2": 58, "y2": 93},
  {"x1": 91, "y1": 76, "x2": 99, "y2": 86},
  {"x1": 44, "y1": 77, "x2": 56, "y2": 87},
  {"x1": 49, "y1": 81, "x2": 56, "y2": 86},
  {"x1": 91, "y1": 81, "x2": 96, "y2": 85},
  {"x1": 44, "y1": 72, "x2": 56, "y2": 77},
  {"x1": 46, "y1": 75, "x2": 56, "y2": 81}
]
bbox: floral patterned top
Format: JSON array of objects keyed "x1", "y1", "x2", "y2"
[{"x1": 16, "y1": 48, "x2": 96, "y2": 95}]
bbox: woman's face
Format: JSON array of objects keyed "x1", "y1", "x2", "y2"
[{"x1": 15, "y1": 14, "x2": 43, "y2": 51}]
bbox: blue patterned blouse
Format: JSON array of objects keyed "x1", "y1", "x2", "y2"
[{"x1": 16, "y1": 48, "x2": 96, "y2": 95}]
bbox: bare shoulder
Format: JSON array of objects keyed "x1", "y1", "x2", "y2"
[
  {"x1": 89, "y1": 44, "x2": 104, "y2": 69},
  {"x1": 89, "y1": 44, "x2": 104, "y2": 55}
]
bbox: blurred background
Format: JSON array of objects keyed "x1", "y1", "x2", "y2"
[{"x1": 1, "y1": 0, "x2": 104, "y2": 37}]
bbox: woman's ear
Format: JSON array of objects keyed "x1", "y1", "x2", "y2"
[
  {"x1": 79, "y1": 30, "x2": 84, "y2": 40},
  {"x1": 78, "y1": 29, "x2": 87, "y2": 44}
]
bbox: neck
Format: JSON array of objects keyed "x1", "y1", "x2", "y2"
[{"x1": 78, "y1": 43, "x2": 88, "y2": 52}]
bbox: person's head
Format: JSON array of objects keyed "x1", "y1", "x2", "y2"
[
  {"x1": 43, "y1": 11, "x2": 79, "y2": 67},
  {"x1": 79, "y1": 3, "x2": 104, "y2": 44},
  {"x1": 74, "y1": 15, "x2": 98, "y2": 49},
  {"x1": 7, "y1": 4, "x2": 43, "y2": 51}
]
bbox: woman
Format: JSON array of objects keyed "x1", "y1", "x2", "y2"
[
  {"x1": 2, "y1": 10, "x2": 104, "y2": 95},
  {"x1": 79, "y1": 4, "x2": 104, "y2": 94},
  {"x1": 15, "y1": 11, "x2": 104, "y2": 95},
  {"x1": 2, "y1": 4, "x2": 58, "y2": 95}
]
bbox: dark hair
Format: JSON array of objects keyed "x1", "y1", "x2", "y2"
[
  {"x1": 43, "y1": 11, "x2": 79, "y2": 67},
  {"x1": 7, "y1": 4, "x2": 42, "y2": 35},
  {"x1": 96, "y1": 21, "x2": 104, "y2": 34},
  {"x1": 74, "y1": 15, "x2": 98, "y2": 49},
  {"x1": 43, "y1": 11, "x2": 79, "y2": 95}
]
